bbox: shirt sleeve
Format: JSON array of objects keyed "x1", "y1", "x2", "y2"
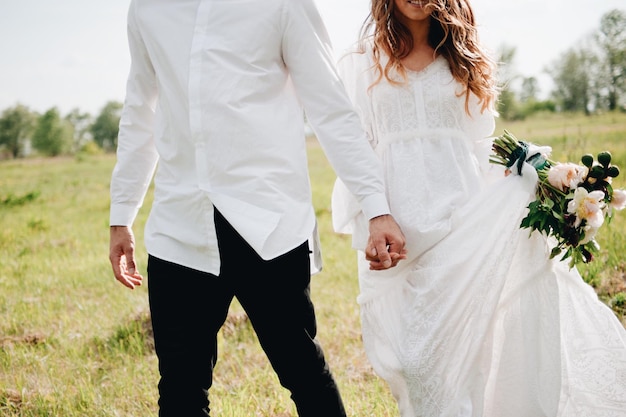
[
  {"x1": 109, "y1": 0, "x2": 160, "y2": 227},
  {"x1": 330, "y1": 48, "x2": 380, "y2": 234},
  {"x1": 335, "y1": 47, "x2": 378, "y2": 149},
  {"x1": 280, "y1": 0, "x2": 390, "y2": 221}
]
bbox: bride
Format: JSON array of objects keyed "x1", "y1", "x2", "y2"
[{"x1": 331, "y1": 0, "x2": 626, "y2": 416}]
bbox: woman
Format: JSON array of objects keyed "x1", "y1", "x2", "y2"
[{"x1": 331, "y1": 0, "x2": 626, "y2": 416}]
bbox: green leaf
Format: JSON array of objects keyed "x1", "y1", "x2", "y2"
[{"x1": 550, "y1": 246, "x2": 562, "y2": 259}]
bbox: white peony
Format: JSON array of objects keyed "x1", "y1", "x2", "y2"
[
  {"x1": 610, "y1": 189, "x2": 626, "y2": 211},
  {"x1": 567, "y1": 187, "x2": 605, "y2": 228},
  {"x1": 579, "y1": 224, "x2": 600, "y2": 245}
]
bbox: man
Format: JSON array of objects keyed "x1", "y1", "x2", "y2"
[{"x1": 108, "y1": 0, "x2": 406, "y2": 416}]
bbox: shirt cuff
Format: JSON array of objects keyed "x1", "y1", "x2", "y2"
[
  {"x1": 109, "y1": 203, "x2": 141, "y2": 227},
  {"x1": 359, "y1": 193, "x2": 391, "y2": 221}
]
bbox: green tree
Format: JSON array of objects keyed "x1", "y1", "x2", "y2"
[
  {"x1": 90, "y1": 101, "x2": 122, "y2": 152},
  {"x1": 0, "y1": 104, "x2": 36, "y2": 158},
  {"x1": 594, "y1": 9, "x2": 626, "y2": 111},
  {"x1": 66, "y1": 108, "x2": 93, "y2": 153},
  {"x1": 520, "y1": 77, "x2": 539, "y2": 103},
  {"x1": 495, "y1": 44, "x2": 522, "y2": 120},
  {"x1": 549, "y1": 48, "x2": 593, "y2": 114},
  {"x1": 518, "y1": 76, "x2": 557, "y2": 118},
  {"x1": 32, "y1": 107, "x2": 72, "y2": 156}
]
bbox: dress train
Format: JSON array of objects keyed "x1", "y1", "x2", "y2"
[{"x1": 356, "y1": 164, "x2": 626, "y2": 417}]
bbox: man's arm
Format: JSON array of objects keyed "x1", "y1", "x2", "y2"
[
  {"x1": 109, "y1": 1, "x2": 159, "y2": 288},
  {"x1": 281, "y1": 0, "x2": 406, "y2": 268}
]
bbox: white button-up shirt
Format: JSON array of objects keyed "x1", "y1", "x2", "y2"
[{"x1": 110, "y1": 0, "x2": 390, "y2": 275}]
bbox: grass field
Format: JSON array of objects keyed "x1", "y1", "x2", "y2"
[{"x1": 1, "y1": 112, "x2": 625, "y2": 416}]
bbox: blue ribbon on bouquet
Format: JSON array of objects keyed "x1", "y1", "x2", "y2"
[{"x1": 506, "y1": 141, "x2": 549, "y2": 175}]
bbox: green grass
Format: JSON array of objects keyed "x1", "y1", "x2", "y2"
[{"x1": 1, "y1": 112, "x2": 625, "y2": 416}]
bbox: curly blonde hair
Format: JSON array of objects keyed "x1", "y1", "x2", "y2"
[{"x1": 360, "y1": 0, "x2": 498, "y2": 113}]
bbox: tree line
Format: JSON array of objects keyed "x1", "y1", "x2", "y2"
[
  {"x1": 0, "y1": 101, "x2": 121, "y2": 159},
  {"x1": 0, "y1": 9, "x2": 624, "y2": 160},
  {"x1": 497, "y1": 9, "x2": 626, "y2": 120}
]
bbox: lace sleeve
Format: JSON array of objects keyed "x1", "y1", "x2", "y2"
[
  {"x1": 463, "y1": 93, "x2": 496, "y2": 142},
  {"x1": 463, "y1": 93, "x2": 499, "y2": 180}
]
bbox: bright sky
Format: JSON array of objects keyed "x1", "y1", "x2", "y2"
[{"x1": 0, "y1": 0, "x2": 624, "y2": 115}]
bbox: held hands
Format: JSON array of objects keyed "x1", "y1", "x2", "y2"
[
  {"x1": 366, "y1": 214, "x2": 407, "y2": 270},
  {"x1": 109, "y1": 226, "x2": 144, "y2": 289}
]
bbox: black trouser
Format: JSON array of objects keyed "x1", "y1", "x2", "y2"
[{"x1": 147, "y1": 209, "x2": 347, "y2": 417}]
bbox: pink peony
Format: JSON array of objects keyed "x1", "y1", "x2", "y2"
[{"x1": 547, "y1": 163, "x2": 587, "y2": 191}]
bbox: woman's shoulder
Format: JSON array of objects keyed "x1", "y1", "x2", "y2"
[
  {"x1": 336, "y1": 41, "x2": 377, "y2": 82},
  {"x1": 338, "y1": 41, "x2": 373, "y2": 66}
]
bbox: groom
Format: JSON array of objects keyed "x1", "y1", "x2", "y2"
[{"x1": 108, "y1": 0, "x2": 406, "y2": 416}]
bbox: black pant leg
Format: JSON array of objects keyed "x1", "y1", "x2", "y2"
[
  {"x1": 214, "y1": 210, "x2": 347, "y2": 417},
  {"x1": 147, "y1": 255, "x2": 233, "y2": 417}
]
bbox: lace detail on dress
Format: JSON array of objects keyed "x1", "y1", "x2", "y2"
[{"x1": 371, "y1": 57, "x2": 464, "y2": 143}]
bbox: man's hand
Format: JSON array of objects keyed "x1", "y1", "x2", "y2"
[
  {"x1": 366, "y1": 214, "x2": 407, "y2": 270},
  {"x1": 109, "y1": 226, "x2": 144, "y2": 289}
]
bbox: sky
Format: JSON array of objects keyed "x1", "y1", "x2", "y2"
[{"x1": 0, "y1": 0, "x2": 624, "y2": 116}]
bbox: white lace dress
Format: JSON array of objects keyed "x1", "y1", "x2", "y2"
[{"x1": 331, "y1": 47, "x2": 626, "y2": 417}]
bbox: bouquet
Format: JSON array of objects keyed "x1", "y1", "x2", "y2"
[{"x1": 490, "y1": 130, "x2": 626, "y2": 268}]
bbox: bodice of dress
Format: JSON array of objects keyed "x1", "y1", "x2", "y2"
[
  {"x1": 333, "y1": 49, "x2": 496, "y2": 256},
  {"x1": 370, "y1": 56, "x2": 482, "y2": 145}
]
